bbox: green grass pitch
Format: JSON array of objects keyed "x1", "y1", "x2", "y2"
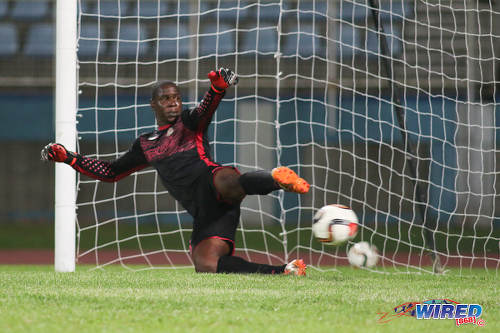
[{"x1": 0, "y1": 266, "x2": 498, "y2": 333}]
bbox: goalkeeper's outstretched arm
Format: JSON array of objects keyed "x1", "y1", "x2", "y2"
[
  {"x1": 181, "y1": 68, "x2": 238, "y2": 132},
  {"x1": 41, "y1": 140, "x2": 149, "y2": 182}
]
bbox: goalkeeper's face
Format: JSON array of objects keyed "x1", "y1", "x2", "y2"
[{"x1": 151, "y1": 85, "x2": 183, "y2": 125}]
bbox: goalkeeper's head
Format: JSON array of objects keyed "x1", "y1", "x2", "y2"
[{"x1": 150, "y1": 81, "x2": 182, "y2": 126}]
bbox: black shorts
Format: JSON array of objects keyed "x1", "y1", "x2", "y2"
[{"x1": 189, "y1": 165, "x2": 241, "y2": 255}]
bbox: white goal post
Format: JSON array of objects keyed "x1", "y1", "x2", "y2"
[
  {"x1": 55, "y1": 0, "x2": 77, "y2": 272},
  {"x1": 55, "y1": 0, "x2": 500, "y2": 273}
]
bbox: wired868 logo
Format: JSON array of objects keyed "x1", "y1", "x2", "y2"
[{"x1": 377, "y1": 299, "x2": 486, "y2": 327}]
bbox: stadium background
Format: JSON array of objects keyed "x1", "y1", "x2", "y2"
[{"x1": 1, "y1": 0, "x2": 499, "y2": 263}]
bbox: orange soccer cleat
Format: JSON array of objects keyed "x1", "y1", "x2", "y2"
[
  {"x1": 284, "y1": 259, "x2": 307, "y2": 276},
  {"x1": 271, "y1": 166, "x2": 310, "y2": 194}
]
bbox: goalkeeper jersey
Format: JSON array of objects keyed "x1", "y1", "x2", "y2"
[{"x1": 68, "y1": 87, "x2": 225, "y2": 217}]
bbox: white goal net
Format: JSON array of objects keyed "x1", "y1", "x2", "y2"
[{"x1": 75, "y1": 0, "x2": 499, "y2": 273}]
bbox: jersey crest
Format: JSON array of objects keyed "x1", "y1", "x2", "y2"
[{"x1": 147, "y1": 131, "x2": 160, "y2": 141}]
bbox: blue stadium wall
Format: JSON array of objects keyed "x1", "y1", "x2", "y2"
[{"x1": 1, "y1": 93, "x2": 498, "y2": 225}]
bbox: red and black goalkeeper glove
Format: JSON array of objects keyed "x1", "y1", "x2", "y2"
[
  {"x1": 208, "y1": 67, "x2": 239, "y2": 92},
  {"x1": 41, "y1": 143, "x2": 77, "y2": 164}
]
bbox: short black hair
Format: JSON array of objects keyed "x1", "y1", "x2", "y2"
[{"x1": 151, "y1": 81, "x2": 178, "y2": 100}]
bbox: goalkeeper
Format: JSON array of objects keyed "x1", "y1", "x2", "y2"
[{"x1": 42, "y1": 68, "x2": 309, "y2": 276}]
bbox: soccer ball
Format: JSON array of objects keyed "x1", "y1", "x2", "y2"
[
  {"x1": 312, "y1": 204, "x2": 359, "y2": 246},
  {"x1": 347, "y1": 241, "x2": 379, "y2": 268}
]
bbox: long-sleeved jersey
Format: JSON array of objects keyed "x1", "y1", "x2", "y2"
[{"x1": 68, "y1": 87, "x2": 225, "y2": 217}]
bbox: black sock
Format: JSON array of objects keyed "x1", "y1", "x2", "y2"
[
  {"x1": 216, "y1": 255, "x2": 286, "y2": 274},
  {"x1": 238, "y1": 170, "x2": 280, "y2": 195}
]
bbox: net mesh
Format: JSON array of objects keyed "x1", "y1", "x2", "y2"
[{"x1": 75, "y1": 0, "x2": 499, "y2": 273}]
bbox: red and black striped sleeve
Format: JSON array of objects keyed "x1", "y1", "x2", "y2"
[
  {"x1": 67, "y1": 139, "x2": 149, "y2": 182},
  {"x1": 181, "y1": 87, "x2": 225, "y2": 131}
]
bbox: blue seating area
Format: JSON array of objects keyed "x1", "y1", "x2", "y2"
[
  {"x1": 336, "y1": 22, "x2": 402, "y2": 59},
  {"x1": 78, "y1": 23, "x2": 107, "y2": 58},
  {"x1": 338, "y1": 1, "x2": 412, "y2": 59},
  {"x1": 0, "y1": 1, "x2": 412, "y2": 60},
  {"x1": 337, "y1": 24, "x2": 359, "y2": 58},
  {"x1": 11, "y1": 1, "x2": 50, "y2": 21},
  {"x1": 24, "y1": 23, "x2": 54, "y2": 57},
  {"x1": 365, "y1": 24, "x2": 403, "y2": 57},
  {"x1": 282, "y1": 23, "x2": 326, "y2": 58},
  {"x1": 340, "y1": 1, "x2": 411, "y2": 21},
  {"x1": 339, "y1": 1, "x2": 371, "y2": 21},
  {"x1": 158, "y1": 23, "x2": 191, "y2": 58},
  {"x1": 200, "y1": 0, "x2": 248, "y2": 21},
  {"x1": 0, "y1": 23, "x2": 18, "y2": 56},
  {"x1": 127, "y1": 1, "x2": 170, "y2": 17},
  {"x1": 199, "y1": 24, "x2": 236, "y2": 56},
  {"x1": 111, "y1": 24, "x2": 151, "y2": 58},
  {"x1": 170, "y1": 1, "x2": 195, "y2": 15},
  {"x1": 240, "y1": 28, "x2": 278, "y2": 54},
  {"x1": 379, "y1": 1, "x2": 412, "y2": 21},
  {"x1": 80, "y1": 0, "x2": 130, "y2": 17},
  {"x1": 218, "y1": 0, "x2": 247, "y2": 19},
  {"x1": 256, "y1": 2, "x2": 280, "y2": 24},
  {"x1": 284, "y1": 0, "x2": 327, "y2": 22},
  {"x1": 0, "y1": 1, "x2": 8, "y2": 19}
]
